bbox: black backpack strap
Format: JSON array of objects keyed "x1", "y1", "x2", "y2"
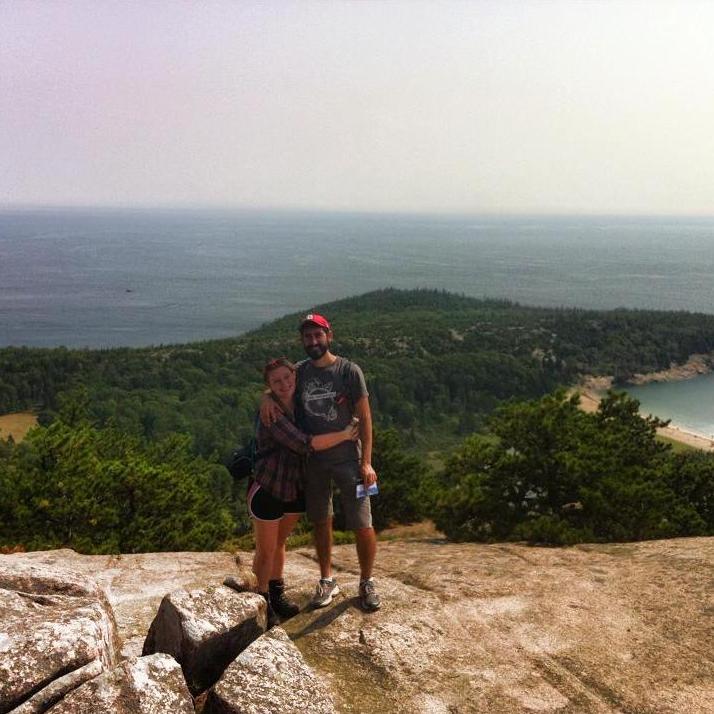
[
  {"x1": 250, "y1": 411, "x2": 261, "y2": 461},
  {"x1": 339, "y1": 357, "x2": 356, "y2": 414}
]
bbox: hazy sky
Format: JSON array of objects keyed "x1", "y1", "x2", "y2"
[{"x1": 2, "y1": 1, "x2": 714, "y2": 214}]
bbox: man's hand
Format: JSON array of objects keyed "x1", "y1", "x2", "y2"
[
  {"x1": 259, "y1": 393, "x2": 283, "y2": 426},
  {"x1": 360, "y1": 462, "x2": 377, "y2": 487},
  {"x1": 354, "y1": 396, "x2": 375, "y2": 487}
]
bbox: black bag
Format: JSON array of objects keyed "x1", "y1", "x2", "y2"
[
  {"x1": 226, "y1": 439, "x2": 257, "y2": 481},
  {"x1": 226, "y1": 413, "x2": 274, "y2": 481}
]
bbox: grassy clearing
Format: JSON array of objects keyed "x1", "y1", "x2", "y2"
[
  {"x1": 656, "y1": 434, "x2": 699, "y2": 453},
  {"x1": 0, "y1": 412, "x2": 38, "y2": 443}
]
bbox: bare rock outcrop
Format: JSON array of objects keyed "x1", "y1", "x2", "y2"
[
  {"x1": 2, "y1": 549, "x2": 245, "y2": 660},
  {"x1": 4, "y1": 537, "x2": 714, "y2": 713},
  {"x1": 44, "y1": 653, "x2": 193, "y2": 713},
  {"x1": 142, "y1": 585, "x2": 266, "y2": 694},
  {"x1": 283, "y1": 537, "x2": 714, "y2": 713},
  {"x1": 0, "y1": 561, "x2": 110, "y2": 601},
  {"x1": 0, "y1": 562, "x2": 119, "y2": 714},
  {"x1": 204, "y1": 627, "x2": 335, "y2": 714},
  {"x1": 629, "y1": 352, "x2": 714, "y2": 384}
]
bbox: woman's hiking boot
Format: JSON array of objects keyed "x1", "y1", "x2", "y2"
[
  {"x1": 260, "y1": 592, "x2": 280, "y2": 629},
  {"x1": 269, "y1": 578, "x2": 300, "y2": 619}
]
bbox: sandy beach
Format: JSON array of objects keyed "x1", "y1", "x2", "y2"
[
  {"x1": 657, "y1": 423, "x2": 714, "y2": 451},
  {"x1": 572, "y1": 387, "x2": 714, "y2": 452},
  {"x1": 572, "y1": 352, "x2": 714, "y2": 452}
]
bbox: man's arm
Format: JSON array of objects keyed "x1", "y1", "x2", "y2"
[
  {"x1": 259, "y1": 391, "x2": 283, "y2": 426},
  {"x1": 354, "y1": 395, "x2": 377, "y2": 486}
]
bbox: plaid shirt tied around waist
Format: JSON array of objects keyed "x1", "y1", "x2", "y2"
[{"x1": 253, "y1": 414, "x2": 313, "y2": 502}]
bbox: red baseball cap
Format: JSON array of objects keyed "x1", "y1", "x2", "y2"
[{"x1": 299, "y1": 313, "x2": 331, "y2": 332}]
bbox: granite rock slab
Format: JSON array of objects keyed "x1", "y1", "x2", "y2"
[{"x1": 142, "y1": 585, "x2": 266, "y2": 694}]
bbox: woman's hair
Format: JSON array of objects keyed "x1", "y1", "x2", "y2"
[{"x1": 263, "y1": 356, "x2": 296, "y2": 383}]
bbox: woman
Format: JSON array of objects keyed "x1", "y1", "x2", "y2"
[{"x1": 250, "y1": 357, "x2": 358, "y2": 625}]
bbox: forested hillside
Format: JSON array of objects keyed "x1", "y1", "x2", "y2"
[
  {"x1": 3, "y1": 289, "x2": 714, "y2": 553},
  {"x1": 3, "y1": 288, "x2": 714, "y2": 459}
]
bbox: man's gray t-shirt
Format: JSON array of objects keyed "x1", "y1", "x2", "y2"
[{"x1": 296, "y1": 356, "x2": 368, "y2": 463}]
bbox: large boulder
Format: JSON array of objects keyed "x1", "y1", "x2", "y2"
[
  {"x1": 204, "y1": 628, "x2": 335, "y2": 714},
  {"x1": 0, "y1": 561, "x2": 118, "y2": 714},
  {"x1": 142, "y1": 585, "x2": 266, "y2": 694},
  {"x1": 2, "y1": 549, "x2": 251, "y2": 660},
  {"x1": 44, "y1": 653, "x2": 193, "y2": 713}
]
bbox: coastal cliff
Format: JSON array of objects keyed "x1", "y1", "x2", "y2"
[
  {"x1": 2, "y1": 536, "x2": 713, "y2": 713},
  {"x1": 581, "y1": 351, "x2": 714, "y2": 392}
]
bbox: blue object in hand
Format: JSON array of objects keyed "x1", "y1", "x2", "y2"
[{"x1": 356, "y1": 482, "x2": 379, "y2": 498}]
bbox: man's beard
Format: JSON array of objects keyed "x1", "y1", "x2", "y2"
[{"x1": 305, "y1": 343, "x2": 328, "y2": 360}]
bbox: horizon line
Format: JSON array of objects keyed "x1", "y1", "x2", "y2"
[{"x1": 2, "y1": 202, "x2": 714, "y2": 221}]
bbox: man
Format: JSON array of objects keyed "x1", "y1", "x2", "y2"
[{"x1": 262, "y1": 312, "x2": 380, "y2": 611}]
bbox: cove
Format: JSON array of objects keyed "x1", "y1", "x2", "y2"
[{"x1": 625, "y1": 372, "x2": 714, "y2": 439}]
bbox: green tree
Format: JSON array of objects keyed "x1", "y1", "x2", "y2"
[
  {"x1": 432, "y1": 391, "x2": 705, "y2": 544},
  {"x1": 370, "y1": 428, "x2": 427, "y2": 530},
  {"x1": 0, "y1": 420, "x2": 235, "y2": 553},
  {"x1": 665, "y1": 451, "x2": 714, "y2": 531}
]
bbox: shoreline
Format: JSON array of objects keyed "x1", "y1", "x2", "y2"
[
  {"x1": 575, "y1": 388, "x2": 714, "y2": 451},
  {"x1": 580, "y1": 352, "x2": 714, "y2": 392},
  {"x1": 576, "y1": 352, "x2": 714, "y2": 452}
]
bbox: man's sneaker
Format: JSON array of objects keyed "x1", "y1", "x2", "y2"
[
  {"x1": 269, "y1": 578, "x2": 300, "y2": 619},
  {"x1": 359, "y1": 578, "x2": 381, "y2": 612},
  {"x1": 310, "y1": 578, "x2": 340, "y2": 608}
]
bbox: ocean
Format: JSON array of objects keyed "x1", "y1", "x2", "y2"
[
  {"x1": 625, "y1": 375, "x2": 714, "y2": 439},
  {"x1": 4, "y1": 207, "x2": 714, "y2": 432},
  {"x1": 3, "y1": 208, "x2": 714, "y2": 349}
]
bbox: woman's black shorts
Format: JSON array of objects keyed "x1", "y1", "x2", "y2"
[{"x1": 247, "y1": 480, "x2": 305, "y2": 521}]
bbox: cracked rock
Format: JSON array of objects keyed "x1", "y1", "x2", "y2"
[
  {"x1": 142, "y1": 585, "x2": 266, "y2": 694},
  {"x1": 44, "y1": 653, "x2": 193, "y2": 713},
  {"x1": 204, "y1": 627, "x2": 335, "y2": 714},
  {"x1": 0, "y1": 561, "x2": 118, "y2": 714}
]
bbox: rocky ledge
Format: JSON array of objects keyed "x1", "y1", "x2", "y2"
[
  {"x1": 580, "y1": 351, "x2": 714, "y2": 392},
  {"x1": 1, "y1": 536, "x2": 713, "y2": 713}
]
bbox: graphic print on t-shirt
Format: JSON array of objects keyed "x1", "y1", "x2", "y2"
[{"x1": 303, "y1": 378, "x2": 338, "y2": 422}]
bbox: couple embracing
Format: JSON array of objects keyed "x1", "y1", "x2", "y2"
[{"x1": 248, "y1": 312, "x2": 380, "y2": 626}]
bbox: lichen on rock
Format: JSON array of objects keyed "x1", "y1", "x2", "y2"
[
  {"x1": 0, "y1": 560, "x2": 119, "y2": 714},
  {"x1": 44, "y1": 653, "x2": 193, "y2": 713}
]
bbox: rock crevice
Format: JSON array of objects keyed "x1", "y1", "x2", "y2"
[{"x1": 1, "y1": 555, "x2": 336, "y2": 713}]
